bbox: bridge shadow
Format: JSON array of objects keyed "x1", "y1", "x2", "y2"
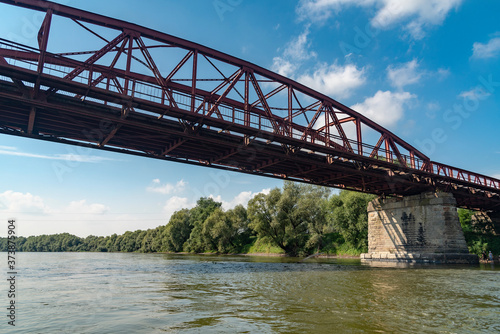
[{"x1": 372, "y1": 207, "x2": 411, "y2": 261}]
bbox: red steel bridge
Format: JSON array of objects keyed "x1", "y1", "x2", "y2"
[{"x1": 0, "y1": 0, "x2": 499, "y2": 212}]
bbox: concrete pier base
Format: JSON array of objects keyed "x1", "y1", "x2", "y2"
[{"x1": 361, "y1": 192, "x2": 478, "y2": 264}]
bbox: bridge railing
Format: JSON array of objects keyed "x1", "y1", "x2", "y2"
[
  {"x1": 424, "y1": 162, "x2": 500, "y2": 190},
  {"x1": 0, "y1": 40, "x2": 427, "y2": 166}
]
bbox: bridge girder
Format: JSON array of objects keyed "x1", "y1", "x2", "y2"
[{"x1": 0, "y1": 0, "x2": 499, "y2": 211}]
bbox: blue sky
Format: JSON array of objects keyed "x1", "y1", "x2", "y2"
[{"x1": 0, "y1": 0, "x2": 499, "y2": 237}]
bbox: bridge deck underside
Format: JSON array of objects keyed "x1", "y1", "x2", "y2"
[
  {"x1": 1, "y1": 74, "x2": 499, "y2": 212},
  {"x1": 0, "y1": 0, "x2": 498, "y2": 213}
]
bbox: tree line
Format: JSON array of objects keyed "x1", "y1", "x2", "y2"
[
  {"x1": 0, "y1": 182, "x2": 375, "y2": 256},
  {"x1": 1, "y1": 182, "x2": 497, "y2": 256}
]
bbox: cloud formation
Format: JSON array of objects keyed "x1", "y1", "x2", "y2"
[
  {"x1": 271, "y1": 22, "x2": 366, "y2": 99},
  {"x1": 297, "y1": 63, "x2": 367, "y2": 98},
  {"x1": 459, "y1": 87, "x2": 491, "y2": 101},
  {"x1": 211, "y1": 188, "x2": 271, "y2": 211},
  {"x1": 0, "y1": 190, "x2": 116, "y2": 237},
  {"x1": 283, "y1": 27, "x2": 318, "y2": 61},
  {"x1": 0, "y1": 190, "x2": 50, "y2": 214},
  {"x1": 297, "y1": 0, "x2": 463, "y2": 39},
  {"x1": 472, "y1": 35, "x2": 500, "y2": 59},
  {"x1": 351, "y1": 90, "x2": 415, "y2": 127},
  {"x1": 272, "y1": 27, "x2": 316, "y2": 78},
  {"x1": 0, "y1": 147, "x2": 114, "y2": 163},
  {"x1": 147, "y1": 179, "x2": 187, "y2": 195},
  {"x1": 65, "y1": 200, "x2": 109, "y2": 215},
  {"x1": 387, "y1": 59, "x2": 422, "y2": 89},
  {"x1": 162, "y1": 196, "x2": 196, "y2": 218}
]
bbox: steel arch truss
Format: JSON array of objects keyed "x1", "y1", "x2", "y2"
[{"x1": 0, "y1": 0, "x2": 499, "y2": 211}]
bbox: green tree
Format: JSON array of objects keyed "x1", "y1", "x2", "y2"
[
  {"x1": 113, "y1": 234, "x2": 124, "y2": 252},
  {"x1": 183, "y1": 197, "x2": 222, "y2": 252},
  {"x1": 201, "y1": 208, "x2": 227, "y2": 252},
  {"x1": 327, "y1": 190, "x2": 376, "y2": 253},
  {"x1": 105, "y1": 234, "x2": 119, "y2": 252},
  {"x1": 226, "y1": 204, "x2": 253, "y2": 250},
  {"x1": 118, "y1": 231, "x2": 135, "y2": 252},
  {"x1": 200, "y1": 205, "x2": 251, "y2": 253},
  {"x1": 458, "y1": 209, "x2": 500, "y2": 256},
  {"x1": 135, "y1": 230, "x2": 147, "y2": 251},
  {"x1": 458, "y1": 208, "x2": 474, "y2": 233},
  {"x1": 304, "y1": 193, "x2": 331, "y2": 252},
  {"x1": 248, "y1": 181, "x2": 330, "y2": 256},
  {"x1": 163, "y1": 209, "x2": 192, "y2": 252},
  {"x1": 140, "y1": 228, "x2": 159, "y2": 253}
]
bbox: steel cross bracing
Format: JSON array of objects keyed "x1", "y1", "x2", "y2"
[{"x1": 0, "y1": 0, "x2": 499, "y2": 211}]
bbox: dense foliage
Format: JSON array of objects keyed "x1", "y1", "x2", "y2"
[
  {"x1": 2, "y1": 183, "x2": 496, "y2": 257},
  {"x1": 458, "y1": 208, "x2": 500, "y2": 257},
  {"x1": 248, "y1": 182, "x2": 332, "y2": 256},
  {"x1": 327, "y1": 191, "x2": 375, "y2": 253}
]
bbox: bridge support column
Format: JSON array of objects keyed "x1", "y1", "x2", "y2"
[{"x1": 361, "y1": 192, "x2": 478, "y2": 264}]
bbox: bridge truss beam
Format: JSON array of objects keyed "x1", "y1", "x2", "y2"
[{"x1": 0, "y1": 0, "x2": 499, "y2": 211}]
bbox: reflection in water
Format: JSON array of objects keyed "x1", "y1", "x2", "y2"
[{"x1": 2, "y1": 253, "x2": 499, "y2": 333}]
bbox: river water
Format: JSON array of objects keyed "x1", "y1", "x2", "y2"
[{"x1": 1, "y1": 252, "x2": 499, "y2": 333}]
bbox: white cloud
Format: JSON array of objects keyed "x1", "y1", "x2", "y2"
[
  {"x1": 387, "y1": 59, "x2": 422, "y2": 89},
  {"x1": 270, "y1": 23, "x2": 366, "y2": 98},
  {"x1": 210, "y1": 188, "x2": 271, "y2": 211},
  {"x1": 297, "y1": 0, "x2": 377, "y2": 22},
  {"x1": 283, "y1": 27, "x2": 317, "y2": 61},
  {"x1": 272, "y1": 55, "x2": 367, "y2": 99},
  {"x1": 436, "y1": 68, "x2": 450, "y2": 80},
  {"x1": 297, "y1": 0, "x2": 462, "y2": 39},
  {"x1": 0, "y1": 191, "x2": 167, "y2": 238},
  {"x1": 57, "y1": 153, "x2": 115, "y2": 163},
  {"x1": 371, "y1": 0, "x2": 462, "y2": 37},
  {"x1": 0, "y1": 190, "x2": 50, "y2": 214},
  {"x1": 351, "y1": 90, "x2": 415, "y2": 127},
  {"x1": 272, "y1": 28, "x2": 316, "y2": 78},
  {"x1": 162, "y1": 196, "x2": 196, "y2": 219},
  {"x1": 65, "y1": 200, "x2": 109, "y2": 215},
  {"x1": 147, "y1": 179, "x2": 187, "y2": 195},
  {"x1": 153, "y1": 183, "x2": 272, "y2": 223},
  {"x1": 471, "y1": 36, "x2": 500, "y2": 59},
  {"x1": 297, "y1": 63, "x2": 366, "y2": 98},
  {"x1": 459, "y1": 87, "x2": 491, "y2": 101},
  {"x1": 272, "y1": 57, "x2": 297, "y2": 77},
  {"x1": 387, "y1": 61, "x2": 450, "y2": 89},
  {"x1": 0, "y1": 147, "x2": 114, "y2": 163}
]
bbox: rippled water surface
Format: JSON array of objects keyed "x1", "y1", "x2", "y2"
[{"x1": 1, "y1": 252, "x2": 499, "y2": 333}]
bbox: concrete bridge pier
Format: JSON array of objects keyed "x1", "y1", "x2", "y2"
[{"x1": 361, "y1": 192, "x2": 478, "y2": 264}]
